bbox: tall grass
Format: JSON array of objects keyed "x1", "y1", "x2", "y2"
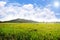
[{"x1": 0, "y1": 23, "x2": 60, "y2": 40}]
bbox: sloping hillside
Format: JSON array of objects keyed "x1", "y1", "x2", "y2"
[{"x1": 0, "y1": 18, "x2": 37, "y2": 23}]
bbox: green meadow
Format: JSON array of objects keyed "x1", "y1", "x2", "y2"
[{"x1": 0, "y1": 23, "x2": 60, "y2": 40}]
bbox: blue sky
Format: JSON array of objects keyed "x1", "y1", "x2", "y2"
[
  {"x1": 8, "y1": 0, "x2": 51, "y2": 7},
  {"x1": 9, "y1": 0, "x2": 60, "y2": 16},
  {"x1": 10, "y1": 0, "x2": 60, "y2": 12},
  {"x1": 0, "y1": 0, "x2": 60, "y2": 22}
]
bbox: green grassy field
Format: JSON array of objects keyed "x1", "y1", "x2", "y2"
[{"x1": 0, "y1": 23, "x2": 60, "y2": 40}]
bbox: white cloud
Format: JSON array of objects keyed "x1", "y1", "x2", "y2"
[
  {"x1": 22, "y1": 4, "x2": 34, "y2": 10},
  {"x1": 0, "y1": 1, "x2": 6, "y2": 7},
  {"x1": 0, "y1": 1, "x2": 60, "y2": 22}
]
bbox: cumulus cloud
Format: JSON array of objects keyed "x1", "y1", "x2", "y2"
[
  {"x1": 0, "y1": 1, "x2": 6, "y2": 7},
  {"x1": 0, "y1": 1, "x2": 59, "y2": 22}
]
